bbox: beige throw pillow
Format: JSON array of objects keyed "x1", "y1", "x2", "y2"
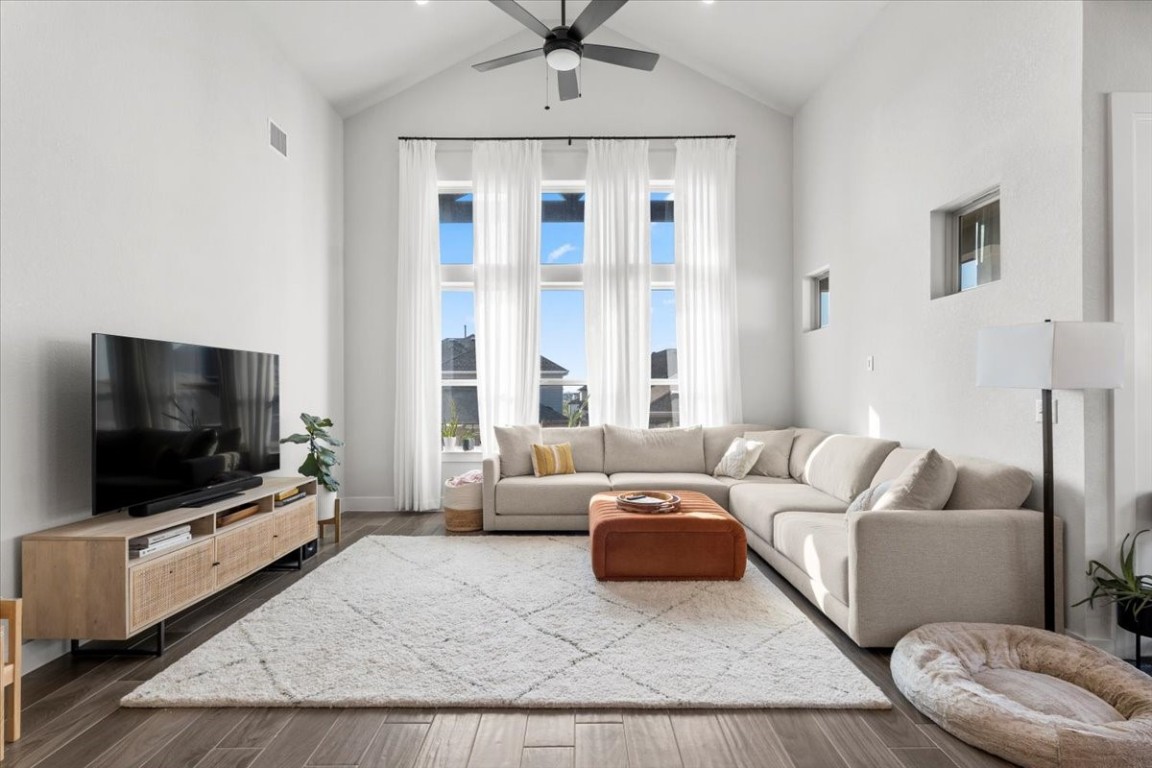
[
  {"x1": 712, "y1": 437, "x2": 765, "y2": 480},
  {"x1": 744, "y1": 428, "x2": 795, "y2": 478},
  {"x1": 493, "y1": 424, "x2": 542, "y2": 477},
  {"x1": 873, "y1": 448, "x2": 957, "y2": 511}
]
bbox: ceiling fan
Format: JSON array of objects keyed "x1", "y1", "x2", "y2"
[{"x1": 472, "y1": 0, "x2": 659, "y2": 102}]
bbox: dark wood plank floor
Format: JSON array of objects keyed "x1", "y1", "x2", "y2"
[{"x1": 3, "y1": 512, "x2": 1016, "y2": 768}]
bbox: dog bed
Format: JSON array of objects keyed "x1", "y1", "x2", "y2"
[{"x1": 891, "y1": 623, "x2": 1152, "y2": 768}]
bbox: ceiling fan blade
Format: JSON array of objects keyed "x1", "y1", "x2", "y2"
[
  {"x1": 558, "y1": 68, "x2": 580, "y2": 101},
  {"x1": 570, "y1": 0, "x2": 628, "y2": 40},
  {"x1": 489, "y1": 0, "x2": 553, "y2": 38},
  {"x1": 472, "y1": 48, "x2": 544, "y2": 72},
  {"x1": 581, "y1": 44, "x2": 659, "y2": 71}
]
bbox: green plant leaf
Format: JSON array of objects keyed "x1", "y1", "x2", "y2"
[{"x1": 280, "y1": 434, "x2": 310, "y2": 445}]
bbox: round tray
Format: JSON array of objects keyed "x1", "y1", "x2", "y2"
[{"x1": 615, "y1": 492, "x2": 682, "y2": 514}]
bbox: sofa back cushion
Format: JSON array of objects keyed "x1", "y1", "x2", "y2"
[
  {"x1": 870, "y1": 447, "x2": 929, "y2": 486},
  {"x1": 945, "y1": 456, "x2": 1033, "y2": 510},
  {"x1": 744, "y1": 428, "x2": 796, "y2": 478},
  {"x1": 494, "y1": 424, "x2": 542, "y2": 477},
  {"x1": 804, "y1": 435, "x2": 900, "y2": 503},
  {"x1": 789, "y1": 428, "x2": 831, "y2": 481},
  {"x1": 604, "y1": 425, "x2": 705, "y2": 474},
  {"x1": 703, "y1": 424, "x2": 772, "y2": 472},
  {"x1": 543, "y1": 427, "x2": 604, "y2": 473}
]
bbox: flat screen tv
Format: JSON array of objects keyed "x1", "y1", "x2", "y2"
[{"x1": 92, "y1": 333, "x2": 280, "y2": 515}]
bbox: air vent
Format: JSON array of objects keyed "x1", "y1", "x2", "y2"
[{"x1": 269, "y1": 121, "x2": 288, "y2": 157}]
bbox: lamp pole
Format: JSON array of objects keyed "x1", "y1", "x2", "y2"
[{"x1": 1041, "y1": 385, "x2": 1055, "y2": 632}]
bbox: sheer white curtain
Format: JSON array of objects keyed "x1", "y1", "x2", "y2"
[
  {"x1": 393, "y1": 140, "x2": 442, "y2": 511},
  {"x1": 585, "y1": 139, "x2": 651, "y2": 427},
  {"x1": 473, "y1": 141, "x2": 542, "y2": 446},
  {"x1": 674, "y1": 138, "x2": 742, "y2": 425}
]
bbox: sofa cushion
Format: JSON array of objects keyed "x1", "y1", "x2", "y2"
[
  {"x1": 870, "y1": 447, "x2": 929, "y2": 486},
  {"x1": 744, "y1": 428, "x2": 795, "y2": 478},
  {"x1": 494, "y1": 424, "x2": 543, "y2": 477},
  {"x1": 496, "y1": 472, "x2": 611, "y2": 515},
  {"x1": 945, "y1": 456, "x2": 1033, "y2": 510},
  {"x1": 789, "y1": 428, "x2": 830, "y2": 481},
  {"x1": 531, "y1": 443, "x2": 576, "y2": 477},
  {"x1": 874, "y1": 449, "x2": 957, "y2": 511},
  {"x1": 543, "y1": 426, "x2": 604, "y2": 473},
  {"x1": 716, "y1": 475, "x2": 798, "y2": 488},
  {"x1": 805, "y1": 435, "x2": 900, "y2": 503},
  {"x1": 703, "y1": 424, "x2": 771, "y2": 473},
  {"x1": 712, "y1": 438, "x2": 765, "y2": 480},
  {"x1": 609, "y1": 472, "x2": 729, "y2": 506},
  {"x1": 604, "y1": 425, "x2": 705, "y2": 474},
  {"x1": 773, "y1": 511, "x2": 851, "y2": 605},
  {"x1": 727, "y1": 483, "x2": 847, "y2": 546}
]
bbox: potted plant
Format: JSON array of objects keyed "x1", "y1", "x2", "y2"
[
  {"x1": 458, "y1": 426, "x2": 477, "y2": 452},
  {"x1": 1075, "y1": 529, "x2": 1152, "y2": 639},
  {"x1": 280, "y1": 413, "x2": 342, "y2": 520},
  {"x1": 442, "y1": 401, "x2": 461, "y2": 450}
]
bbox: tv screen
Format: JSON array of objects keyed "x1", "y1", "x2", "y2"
[{"x1": 92, "y1": 333, "x2": 280, "y2": 515}]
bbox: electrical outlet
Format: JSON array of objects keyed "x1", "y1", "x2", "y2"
[{"x1": 866, "y1": 355, "x2": 874, "y2": 371}]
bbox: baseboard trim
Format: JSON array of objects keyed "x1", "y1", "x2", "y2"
[
  {"x1": 341, "y1": 496, "x2": 396, "y2": 512},
  {"x1": 1066, "y1": 629, "x2": 1117, "y2": 654}
]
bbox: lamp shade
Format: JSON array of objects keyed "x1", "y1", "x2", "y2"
[{"x1": 976, "y1": 321, "x2": 1124, "y2": 390}]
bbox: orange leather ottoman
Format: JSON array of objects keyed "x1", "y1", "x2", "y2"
[{"x1": 588, "y1": 491, "x2": 747, "y2": 581}]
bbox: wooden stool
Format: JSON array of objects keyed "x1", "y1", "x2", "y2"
[
  {"x1": 318, "y1": 497, "x2": 342, "y2": 543},
  {"x1": 1, "y1": 598, "x2": 22, "y2": 759}
]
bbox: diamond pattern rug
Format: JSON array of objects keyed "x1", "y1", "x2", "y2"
[{"x1": 122, "y1": 535, "x2": 889, "y2": 709}]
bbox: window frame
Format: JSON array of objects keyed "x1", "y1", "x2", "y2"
[
  {"x1": 805, "y1": 267, "x2": 831, "y2": 332},
  {"x1": 949, "y1": 191, "x2": 1001, "y2": 294},
  {"x1": 437, "y1": 180, "x2": 678, "y2": 434}
]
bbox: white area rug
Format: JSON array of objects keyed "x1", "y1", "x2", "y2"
[{"x1": 122, "y1": 536, "x2": 889, "y2": 709}]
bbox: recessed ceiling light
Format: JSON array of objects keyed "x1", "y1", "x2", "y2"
[{"x1": 415, "y1": 0, "x2": 429, "y2": 5}]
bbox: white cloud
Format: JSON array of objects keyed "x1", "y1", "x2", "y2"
[{"x1": 546, "y1": 243, "x2": 576, "y2": 263}]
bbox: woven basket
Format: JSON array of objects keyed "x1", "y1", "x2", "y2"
[{"x1": 443, "y1": 479, "x2": 483, "y2": 532}]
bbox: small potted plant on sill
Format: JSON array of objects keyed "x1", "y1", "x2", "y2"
[
  {"x1": 281, "y1": 413, "x2": 342, "y2": 520},
  {"x1": 442, "y1": 401, "x2": 461, "y2": 451},
  {"x1": 1075, "y1": 529, "x2": 1151, "y2": 658},
  {"x1": 458, "y1": 426, "x2": 477, "y2": 452}
]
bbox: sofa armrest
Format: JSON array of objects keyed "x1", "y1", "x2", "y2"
[
  {"x1": 482, "y1": 454, "x2": 500, "y2": 530},
  {"x1": 847, "y1": 507, "x2": 1062, "y2": 647}
]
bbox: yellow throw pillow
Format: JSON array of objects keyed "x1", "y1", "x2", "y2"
[{"x1": 531, "y1": 442, "x2": 576, "y2": 477}]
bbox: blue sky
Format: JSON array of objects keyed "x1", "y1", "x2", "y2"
[{"x1": 440, "y1": 195, "x2": 676, "y2": 382}]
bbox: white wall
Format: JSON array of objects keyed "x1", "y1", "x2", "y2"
[
  {"x1": 343, "y1": 29, "x2": 793, "y2": 511},
  {"x1": 793, "y1": 2, "x2": 1093, "y2": 628},
  {"x1": 1082, "y1": 0, "x2": 1152, "y2": 651},
  {"x1": 0, "y1": 0, "x2": 344, "y2": 670}
]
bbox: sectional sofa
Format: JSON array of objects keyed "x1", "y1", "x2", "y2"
[{"x1": 481, "y1": 424, "x2": 1059, "y2": 647}]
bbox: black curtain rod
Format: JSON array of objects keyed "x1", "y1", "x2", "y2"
[{"x1": 398, "y1": 134, "x2": 735, "y2": 142}]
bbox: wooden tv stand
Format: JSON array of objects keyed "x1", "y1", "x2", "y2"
[{"x1": 21, "y1": 477, "x2": 317, "y2": 655}]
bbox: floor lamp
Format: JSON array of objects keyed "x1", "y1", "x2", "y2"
[{"x1": 976, "y1": 320, "x2": 1124, "y2": 632}]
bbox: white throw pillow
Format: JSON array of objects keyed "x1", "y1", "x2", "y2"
[
  {"x1": 712, "y1": 437, "x2": 765, "y2": 480},
  {"x1": 846, "y1": 481, "x2": 892, "y2": 515},
  {"x1": 874, "y1": 448, "x2": 957, "y2": 511},
  {"x1": 743, "y1": 428, "x2": 795, "y2": 478}
]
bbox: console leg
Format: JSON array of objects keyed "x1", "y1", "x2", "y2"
[{"x1": 71, "y1": 621, "x2": 165, "y2": 658}]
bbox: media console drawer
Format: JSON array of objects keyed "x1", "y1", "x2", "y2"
[{"x1": 21, "y1": 477, "x2": 318, "y2": 643}]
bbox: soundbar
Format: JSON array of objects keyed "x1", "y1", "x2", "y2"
[{"x1": 128, "y1": 476, "x2": 264, "y2": 517}]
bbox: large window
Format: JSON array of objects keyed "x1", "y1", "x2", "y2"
[{"x1": 438, "y1": 186, "x2": 676, "y2": 440}]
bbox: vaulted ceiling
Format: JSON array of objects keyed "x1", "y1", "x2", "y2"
[{"x1": 244, "y1": 0, "x2": 887, "y2": 118}]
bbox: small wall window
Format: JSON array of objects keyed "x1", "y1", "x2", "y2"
[
  {"x1": 932, "y1": 188, "x2": 1000, "y2": 298},
  {"x1": 804, "y1": 268, "x2": 830, "y2": 331}
]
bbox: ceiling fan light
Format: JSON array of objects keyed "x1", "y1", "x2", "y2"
[{"x1": 546, "y1": 48, "x2": 581, "y2": 71}]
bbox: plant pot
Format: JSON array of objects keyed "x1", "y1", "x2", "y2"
[
  {"x1": 1117, "y1": 599, "x2": 1152, "y2": 637},
  {"x1": 461, "y1": 438, "x2": 474, "y2": 451},
  {"x1": 316, "y1": 487, "x2": 337, "y2": 521},
  {"x1": 443, "y1": 436, "x2": 459, "y2": 451}
]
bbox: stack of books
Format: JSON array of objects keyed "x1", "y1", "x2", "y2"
[
  {"x1": 129, "y1": 525, "x2": 192, "y2": 558},
  {"x1": 275, "y1": 486, "x2": 306, "y2": 507}
]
